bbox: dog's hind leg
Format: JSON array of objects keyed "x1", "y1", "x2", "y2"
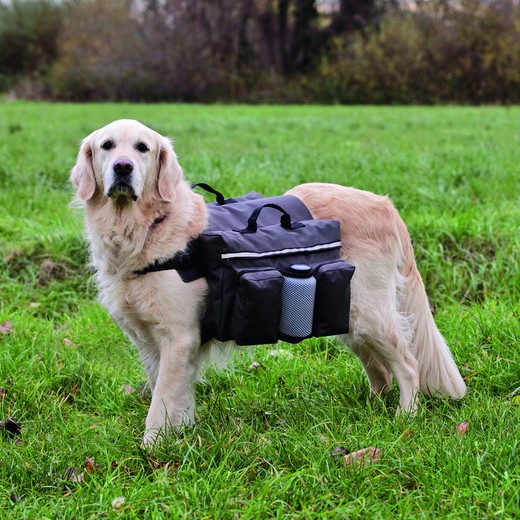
[
  {"x1": 350, "y1": 346, "x2": 393, "y2": 397},
  {"x1": 342, "y1": 278, "x2": 420, "y2": 415},
  {"x1": 386, "y1": 345, "x2": 420, "y2": 415},
  {"x1": 346, "y1": 328, "x2": 420, "y2": 414}
]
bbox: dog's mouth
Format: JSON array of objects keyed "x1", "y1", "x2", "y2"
[{"x1": 107, "y1": 183, "x2": 138, "y2": 202}]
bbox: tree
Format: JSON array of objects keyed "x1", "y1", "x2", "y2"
[
  {"x1": 0, "y1": 0, "x2": 64, "y2": 91},
  {"x1": 50, "y1": 0, "x2": 144, "y2": 100}
]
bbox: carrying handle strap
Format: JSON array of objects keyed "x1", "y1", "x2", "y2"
[
  {"x1": 191, "y1": 183, "x2": 228, "y2": 205},
  {"x1": 238, "y1": 203, "x2": 305, "y2": 234}
]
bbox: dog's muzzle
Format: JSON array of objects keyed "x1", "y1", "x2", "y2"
[{"x1": 108, "y1": 159, "x2": 138, "y2": 201}]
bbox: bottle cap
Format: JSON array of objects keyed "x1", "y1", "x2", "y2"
[{"x1": 289, "y1": 264, "x2": 312, "y2": 276}]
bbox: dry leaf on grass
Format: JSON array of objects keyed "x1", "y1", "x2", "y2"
[
  {"x1": 329, "y1": 446, "x2": 381, "y2": 466},
  {"x1": 123, "y1": 385, "x2": 136, "y2": 395},
  {"x1": 343, "y1": 447, "x2": 381, "y2": 467},
  {"x1": 248, "y1": 361, "x2": 263, "y2": 371},
  {"x1": 0, "y1": 321, "x2": 13, "y2": 335},
  {"x1": 399, "y1": 428, "x2": 415, "y2": 441},
  {"x1": 64, "y1": 458, "x2": 98, "y2": 483},
  {"x1": 329, "y1": 446, "x2": 349, "y2": 462},
  {"x1": 64, "y1": 467, "x2": 84, "y2": 483},
  {"x1": 111, "y1": 496, "x2": 126, "y2": 510},
  {"x1": 84, "y1": 457, "x2": 97, "y2": 474},
  {"x1": 455, "y1": 421, "x2": 469, "y2": 436},
  {"x1": 0, "y1": 418, "x2": 22, "y2": 438}
]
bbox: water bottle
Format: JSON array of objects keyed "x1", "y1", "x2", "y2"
[{"x1": 279, "y1": 264, "x2": 316, "y2": 338}]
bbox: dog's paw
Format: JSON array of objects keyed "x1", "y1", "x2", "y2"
[
  {"x1": 396, "y1": 401, "x2": 418, "y2": 418},
  {"x1": 142, "y1": 427, "x2": 161, "y2": 449}
]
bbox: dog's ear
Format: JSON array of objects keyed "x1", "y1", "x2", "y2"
[
  {"x1": 71, "y1": 138, "x2": 97, "y2": 201},
  {"x1": 157, "y1": 137, "x2": 182, "y2": 203}
]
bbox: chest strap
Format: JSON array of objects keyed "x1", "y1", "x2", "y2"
[{"x1": 134, "y1": 240, "x2": 205, "y2": 282}]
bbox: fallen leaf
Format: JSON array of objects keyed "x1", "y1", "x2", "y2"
[
  {"x1": 329, "y1": 446, "x2": 349, "y2": 462},
  {"x1": 37, "y1": 260, "x2": 58, "y2": 285},
  {"x1": 111, "y1": 496, "x2": 126, "y2": 510},
  {"x1": 84, "y1": 457, "x2": 96, "y2": 474},
  {"x1": 248, "y1": 361, "x2": 262, "y2": 371},
  {"x1": 319, "y1": 435, "x2": 329, "y2": 446},
  {"x1": 0, "y1": 418, "x2": 22, "y2": 437},
  {"x1": 63, "y1": 338, "x2": 73, "y2": 347},
  {"x1": 343, "y1": 447, "x2": 381, "y2": 467},
  {"x1": 65, "y1": 467, "x2": 84, "y2": 483},
  {"x1": 123, "y1": 384, "x2": 136, "y2": 395},
  {"x1": 10, "y1": 493, "x2": 24, "y2": 504},
  {"x1": 455, "y1": 421, "x2": 469, "y2": 436},
  {"x1": 0, "y1": 321, "x2": 13, "y2": 335},
  {"x1": 512, "y1": 396, "x2": 520, "y2": 406},
  {"x1": 399, "y1": 428, "x2": 415, "y2": 441}
]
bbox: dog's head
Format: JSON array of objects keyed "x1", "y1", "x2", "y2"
[{"x1": 71, "y1": 119, "x2": 181, "y2": 204}]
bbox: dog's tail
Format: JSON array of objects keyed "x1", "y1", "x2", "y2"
[{"x1": 397, "y1": 219, "x2": 467, "y2": 400}]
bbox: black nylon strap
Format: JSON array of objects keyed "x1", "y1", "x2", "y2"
[
  {"x1": 134, "y1": 240, "x2": 204, "y2": 282},
  {"x1": 191, "y1": 183, "x2": 231, "y2": 205}
]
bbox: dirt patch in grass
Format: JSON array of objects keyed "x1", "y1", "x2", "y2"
[{"x1": 3, "y1": 239, "x2": 89, "y2": 286}]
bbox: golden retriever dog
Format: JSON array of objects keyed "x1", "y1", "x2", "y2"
[{"x1": 71, "y1": 119, "x2": 466, "y2": 445}]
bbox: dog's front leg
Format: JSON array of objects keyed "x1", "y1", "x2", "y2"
[{"x1": 143, "y1": 330, "x2": 200, "y2": 446}]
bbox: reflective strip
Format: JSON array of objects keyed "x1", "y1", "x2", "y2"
[{"x1": 221, "y1": 241, "x2": 342, "y2": 260}]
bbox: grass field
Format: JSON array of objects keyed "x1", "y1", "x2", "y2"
[{"x1": 0, "y1": 101, "x2": 518, "y2": 518}]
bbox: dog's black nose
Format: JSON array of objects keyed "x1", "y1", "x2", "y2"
[{"x1": 113, "y1": 159, "x2": 134, "y2": 175}]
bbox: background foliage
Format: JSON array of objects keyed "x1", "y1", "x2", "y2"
[{"x1": 2, "y1": 0, "x2": 520, "y2": 103}]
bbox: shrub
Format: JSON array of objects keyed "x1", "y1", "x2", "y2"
[
  {"x1": 317, "y1": 13, "x2": 435, "y2": 104},
  {"x1": 4, "y1": 0, "x2": 520, "y2": 103},
  {"x1": 0, "y1": 0, "x2": 63, "y2": 96},
  {"x1": 308, "y1": 1, "x2": 520, "y2": 104},
  {"x1": 50, "y1": 0, "x2": 146, "y2": 101}
]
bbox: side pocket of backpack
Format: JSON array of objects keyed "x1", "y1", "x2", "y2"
[
  {"x1": 230, "y1": 269, "x2": 283, "y2": 346},
  {"x1": 313, "y1": 260, "x2": 355, "y2": 337}
]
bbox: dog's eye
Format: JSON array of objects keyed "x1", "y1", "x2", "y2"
[
  {"x1": 101, "y1": 140, "x2": 114, "y2": 151},
  {"x1": 136, "y1": 142, "x2": 149, "y2": 153}
]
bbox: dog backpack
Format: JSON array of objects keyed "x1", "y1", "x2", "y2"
[{"x1": 138, "y1": 184, "x2": 355, "y2": 346}]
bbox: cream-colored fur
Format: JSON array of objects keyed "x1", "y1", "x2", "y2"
[{"x1": 71, "y1": 119, "x2": 466, "y2": 446}]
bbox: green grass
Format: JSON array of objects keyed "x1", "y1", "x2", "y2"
[{"x1": 0, "y1": 101, "x2": 518, "y2": 518}]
